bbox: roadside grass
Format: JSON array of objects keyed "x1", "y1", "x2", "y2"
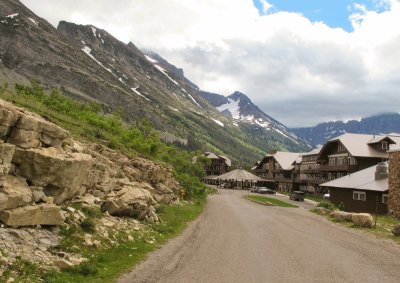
[
  {"x1": 332, "y1": 215, "x2": 400, "y2": 244},
  {"x1": 28, "y1": 199, "x2": 206, "y2": 283},
  {"x1": 305, "y1": 194, "x2": 323, "y2": 202},
  {"x1": 244, "y1": 195, "x2": 298, "y2": 208},
  {"x1": 311, "y1": 206, "x2": 400, "y2": 244}
]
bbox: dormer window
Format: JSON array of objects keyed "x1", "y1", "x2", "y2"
[
  {"x1": 338, "y1": 143, "x2": 345, "y2": 152},
  {"x1": 382, "y1": 141, "x2": 388, "y2": 150}
]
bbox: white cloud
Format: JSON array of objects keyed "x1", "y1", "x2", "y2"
[{"x1": 20, "y1": 0, "x2": 400, "y2": 127}]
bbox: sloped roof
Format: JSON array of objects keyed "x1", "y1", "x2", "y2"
[
  {"x1": 326, "y1": 133, "x2": 389, "y2": 158},
  {"x1": 209, "y1": 169, "x2": 266, "y2": 181},
  {"x1": 219, "y1": 155, "x2": 232, "y2": 167},
  {"x1": 274, "y1": 152, "x2": 302, "y2": 170},
  {"x1": 388, "y1": 134, "x2": 400, "y2": 150},
  {"x1": 205, "y1": 152, "x2": 220, "y2": 159},
  {"x1": 320, "y1": 163, "x2": 388, "y2": 192}
]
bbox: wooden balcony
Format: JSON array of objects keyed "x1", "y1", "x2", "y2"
[
  {"x1": 319, "y1": 164, "x2": 358, "y2": 172},
  {"x1": 301, "y1": 168, "x2": 320, "y2": 174}
]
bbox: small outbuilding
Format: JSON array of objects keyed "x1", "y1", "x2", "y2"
[{"x1": 320, "y1": 162, "x2": 389, "y2": 214}]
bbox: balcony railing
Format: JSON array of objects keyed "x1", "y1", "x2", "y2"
[{"x1": 319, "y1": 164, "x2": 358, "y2": 172}]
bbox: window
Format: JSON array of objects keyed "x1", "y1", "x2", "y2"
[
  {"x1": 353, "y1": 191, "x2": 366, "y2": 201},
  {"x1": 382, "y1": 141, "x2": 388, "y2": 150},
  {"x1": 338, "y1": 143, "x2": 346, "y2": 152},
  {"x1": 382, "y1": 194, "x2": 388, "y2": 204}
]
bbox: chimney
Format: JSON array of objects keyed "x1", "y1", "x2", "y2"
[{"x1": 375, "y1": 162, "x2": 388, "y2": 180}]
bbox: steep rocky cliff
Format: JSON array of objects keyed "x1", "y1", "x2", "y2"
[{"x1": 0, "y1": 98, "x2": 180, "y2": 270}]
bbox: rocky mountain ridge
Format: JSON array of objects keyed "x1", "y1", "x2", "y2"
[
  {"x1": 291, "y1": 113, "x2": 400, "y2": 146},
  {"x1": 0, "y1": 0, "x2": 310, "y2": 164}
]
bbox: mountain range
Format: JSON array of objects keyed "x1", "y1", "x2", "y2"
[
  {"x1": 0, "y1": 0, "x2": 310, "y2": 166},
  {"x1": 291, "y1": 113, "x2": 400, "y2": 146}
]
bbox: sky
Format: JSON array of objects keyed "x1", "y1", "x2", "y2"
[{"x1": 20, "y1": 0, "x2": 400, "y2": 127}]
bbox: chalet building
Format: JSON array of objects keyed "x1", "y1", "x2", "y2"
[
  {"x1": 204, "y1": 152, "x2": 231, "y2": 176},
  {"x1": 253, "y1": 152, "x2": 301, "y2": 192},
  {"x1": 293, "y1": 148, "x2": 323, "y2": 194},
  {"x1": 317, "y1": 133, "x2": 398, "y2": 183},
  {"x1": 320, "y1": 163, "x2": 389, "y2": 214},
  {"x1": 252, "y1": 133, "x2": 400, "y2": 195}
]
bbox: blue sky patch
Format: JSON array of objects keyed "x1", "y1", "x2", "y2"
[{"x1": 252, "y1": 0, "x2": 391, "y2": 31}]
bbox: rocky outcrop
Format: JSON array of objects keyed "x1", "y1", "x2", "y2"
[
  {"x1": 0, "y1": 175, "x2": 32, "y2": 211},
  {"x1": 0, "y1": 98, "x2": 180, "y2": 228},
  {"x1": 0, "y1": 204, "x2": 64, "y2": 226},
  {"x1": 12, "y1": 147, "x2": 92, "y2": 204}
]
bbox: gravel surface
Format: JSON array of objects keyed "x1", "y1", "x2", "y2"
[{"x1": 118, "y1": 189, "x2": 400, "y2": 283}]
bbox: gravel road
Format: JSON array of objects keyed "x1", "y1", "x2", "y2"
[{"x1": 118, "y1": 189, "x2": 400, "y2": 283}]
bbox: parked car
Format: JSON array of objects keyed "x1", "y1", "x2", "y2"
[
  {"x1": 289, "y1": 191, "x2": 305, "y2": 201},
  {"x1": 265, "y1": 189, "x2": 276, "y2": 195},
  {"x1": 323, "y1": 193, "x2": 330, "y2": 200},
  {"x1": 258, "y1": 187, "x2": 269, "y2": 194},
  {"x1": 250, "y1": 186, "x2": 259, "y2": 193}
]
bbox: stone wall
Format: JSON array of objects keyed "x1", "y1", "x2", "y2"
[{"x1": 389, "y1": 151, "x2": 400, "y2": 219}]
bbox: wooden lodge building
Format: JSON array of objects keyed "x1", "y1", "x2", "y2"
[
  {"x1": 253, "y1": 151, "x2": 301, "y2": 191},
  {"x1": 203, "y1": 152, "x2": 231, "y2": 176},
  {"x1": 253, "y1": 133, "x2": 400, "y2": 195}
]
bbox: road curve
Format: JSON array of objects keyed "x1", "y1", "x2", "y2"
[{"x1": 118, "y1": 189, "x2": 400, "y2": 283}]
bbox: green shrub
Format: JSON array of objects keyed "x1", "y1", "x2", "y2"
[
  {"x1": 80, "y1": 218, "x2": 96, "y2": 233},
  {"x1": 317, "y1": 200, "x2": 336, "y2": 211},
  {"x1": 82, "y1": 206, "x2": 102, "y2": 219},
  {"x1": 68, "y1": 262, "x2": 98, "y2": 276}
]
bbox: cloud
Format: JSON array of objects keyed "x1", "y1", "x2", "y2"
[{"x1": 20, "y1": 0, "x2": 400, "y2": 127}]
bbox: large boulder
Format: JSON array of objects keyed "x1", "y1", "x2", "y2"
[
  {"x1": 0, "y1": 204, "x2": 64, "y2": 226},
  {"x1": 331, "y1": 210, "x2": 353, "y2": 222},
  {"x1": 351, "y1": 213, "x2": 373, "y2": 228},
  {"x1": 0, "y1": 175, "x2": 32, "y2": 211},
  {"x1": 0, "y1": 99, "x2": 70, "y2": 148},
  {"x1": 392, "y1": 224, "x2": 400, "y2": 236},
  {"x1": 12, "y1": 147, "x2": 92, "y2": 203},
  {"x1": 102, "y1": 185, "x2": 156, "y2": 220}
]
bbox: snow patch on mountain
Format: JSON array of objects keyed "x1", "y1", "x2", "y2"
[
  {"x1": 6, "y1": 13, "x2": 19, "y2": 19},
  {"x1": 131, "y1": 86, "x2": 150, "y2": 101},
  {"x1": 217, "y1": 98, "x2": 240, "y2": 119},
  {"x1": 28, "y1": 17, "x2": 39, "y2": 25},
  {"x1": 212, "y1": 118, "x2": 224, "y2": 127},
  {"x1": 81, "y1": 46, "x2": 115, "y2": 76}
]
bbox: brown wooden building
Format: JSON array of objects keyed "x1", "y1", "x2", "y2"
[
  {"x1": 204, "y1": 152, "x2": 231, "y2": 176},
  {"x1": 253, "y1": 133, "x2": 400, "y2": 196},
  {"x1": 253, "y1": 151, "x2": 301, "y2": 192},
  {"x1": 317, "y1": 134, "x2": 395, "y2": 182},
  {"x1": 293, "y1": 147, "x2": 323, "y2": 194},
  {"x1": 320, "y1": 163, "x2": 389, "y2": 214}
]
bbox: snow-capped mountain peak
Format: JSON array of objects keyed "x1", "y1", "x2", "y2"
[{"x1": 199, "y1": 91, "x2": 310, "y2": 148}]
